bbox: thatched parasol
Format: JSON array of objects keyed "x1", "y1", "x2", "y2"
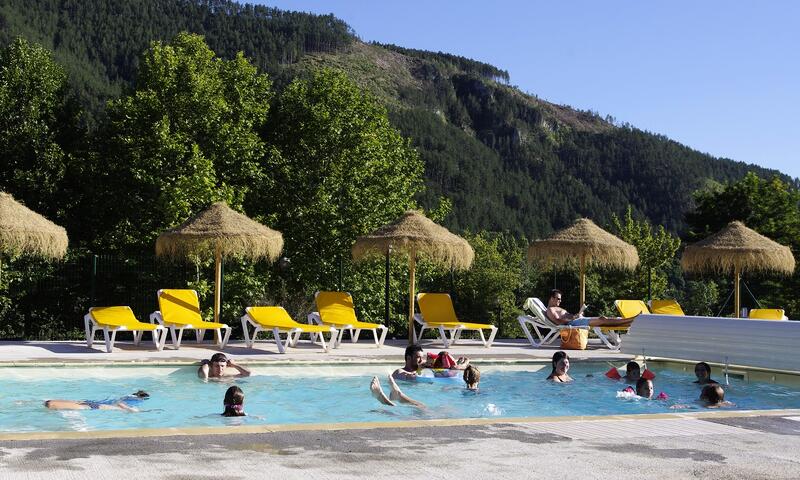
[
  {"x1": 527, "y1": 218, "x2": 639, "y2": 306},
  {"x1": 352, "y1": 210, "x2": 474, "y2": 343},
  {"x1": 0, "y1": 192, "x2": 68, "y2": 281},
  {"x1": 681, "y1": 221, "x2": 795, "y2": 317},
  {"x1": 156, "y1": 202, "x2": 283, "y2": 323}
]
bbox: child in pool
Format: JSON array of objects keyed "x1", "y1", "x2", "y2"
[
  {"x1": 620, "y1": 378, "x2": 668, "y2": 400},
  {"x1": 700, "y1": 384, "x2": 734, "y2": 408},
  {"x1": 45, "y1": 390, "x2": 149, "y2": 412},
  {"x1": 623, "y1": 361, "x2": 641, "y2": 383},
  {"x1": 463, "y1": 365, "x2": 480, "y2": 391},
  {"x1": 694, "y1": 362, "x2": 719, "y2": 385},
  {"x1": 222, "y1": 386, "x2": 246, "y2": 417}
]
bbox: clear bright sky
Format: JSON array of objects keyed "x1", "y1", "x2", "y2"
[{"x1": 260, "y1": 1, "x2": 800, "y2": 179}]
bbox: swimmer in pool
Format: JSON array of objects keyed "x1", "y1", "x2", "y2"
[
  {"x1": 546, "y1": 351, "x2": 573, "y2": 383},
  {"x1": 545, "y1": 289, "x2": 635, "y2": 328},
  {"x1": 700, "y1": 384, "x2": 734, "y2": 408},
  {"x1": 623, "y1": 361, "x2": 641, "y2": 383},
  {"x1": 198, "y1": 353, "x2": 251, "y2": 381},
  {"x1": 222, "y1": 386, "x2": 246, "y2": 417},
  {"x1": 370, "y1": 375, "x2": 426, "y2": 408},
  {"x1": 693, "y1": 362, "x2": 719, "y2": 385},
  {"x1": 463, "y1": 365, "x2": 480, "y2": 391},
  {"x1": 44, "y1": 390, "x2": 150, "y2": 412}
]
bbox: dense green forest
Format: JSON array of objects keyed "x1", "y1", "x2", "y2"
[
  {"x1": 0, "y1": 0, "x2": 790, "y2": 237},
  {"x1": 0, "y1": 0, "x2": 798, "y2": 342}
]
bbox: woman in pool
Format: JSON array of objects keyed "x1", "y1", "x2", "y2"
[
  {"x1": 546, "y1": 351, "x2": 572, "y2": 383},
  {"x1": 44, "y1": 390, "x2": 149, "y2": 412},
  {"x1": 222, "y1": 386, "x2": 246, "y2": 417},
  {"x1": 694, "y1": 362, "x2": 719, "y2": 385}
]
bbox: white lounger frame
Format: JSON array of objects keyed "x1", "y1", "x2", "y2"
[
  {"x1": 517, "y1": 297, "x2": 590, "y2": 348},
  {"x1": 412, "y1": 312, "x2": 497, "y2": 348},
  {"x1": 149, "y1": 289, "x2": 232, "y2": 350},
  {"x1": 84, "y1": 310, "x2": 166, "y2": 353},
  {"x1": 241, "y1": 308, "x2": 338, "y2": 353},
  {"x1": 306, "y1": 311, "x2": 388, "y2": 348}
]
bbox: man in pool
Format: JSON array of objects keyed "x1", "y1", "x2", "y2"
[
  {"x1": 45, "y1": 390, "x2": 150, "y2": 412},
  {"x1": 198, "y1": 353, "x2": 251, "y2": 381},
  {"x1": 392, "y1": 344, "x2": 426, "y2": 381},
  {"x1": 545, "y1": 289, "x2": 635, "y2": 328}
]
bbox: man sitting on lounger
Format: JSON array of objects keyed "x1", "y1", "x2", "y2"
[
  {"x1": 545, "y1": 289, "x2": 634, "y2": 328},
  {"x1": 198, "y1": 353, "x2": 251, "y2": 380}
]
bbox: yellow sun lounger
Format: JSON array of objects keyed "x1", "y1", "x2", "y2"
[
  {"x1": 307, "y1": 291, "x2": 388, "y2": 348},
  {"x1": 650, "y1": 299, "x2": 686, "y2": 316},
  {"x1": 241, "y1": 306, "x2": 338, "y2": 353},
  {"x1": 149, "y1": 289, "x2": 232, "y2": 350},
  {"x1": 415, "y1": 293, "x2": 498, "y2": 348},
  {"x1": 592, "y1": 299, "x2": 647, "y2": 350},
  {"x1": 748, "y1": 308, "x2": 788, "y2": 320},
  {"x1": 84, "y1": 306, "x2": 166, "y2": 353}
]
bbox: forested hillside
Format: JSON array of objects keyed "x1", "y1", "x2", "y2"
[{"x1": 0, "y1": 0, "x2": 789, "y2": 236}]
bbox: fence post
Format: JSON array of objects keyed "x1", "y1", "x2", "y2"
[
  {"x1": 90, "y1": 254, "x2": 98, "y2": 308},
  {"x1": 385, "y1": 247, "x2": 391, "y2": 323}
]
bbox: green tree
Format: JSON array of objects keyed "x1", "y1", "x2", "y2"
[
  {"x1": 263, "y1": 68, "x2": 424, "y2": 290},
  {"x1": 0, "y1": 38, "x2": 80, "y2": 219},
  {"x1": 95, "y1": 32, "x2": 273, "y2": 250}
]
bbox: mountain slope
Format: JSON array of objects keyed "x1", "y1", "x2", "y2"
[{"x1": 0, "y1": 0, "x2": 789, "y2": 237}]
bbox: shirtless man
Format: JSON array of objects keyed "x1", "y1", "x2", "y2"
[
  {"x1": 391, "y1": 344, "x2": 426, "y2": 381},
  {"x1": 198, "y1": 353, "x2": 251, "y2": 381},
  {"x1": 545, "y1": 289, "x2": 634, "y2": 328}
]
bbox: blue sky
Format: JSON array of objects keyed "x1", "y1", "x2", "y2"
[{"x1": 260, "y1": 1, "x2": 800, "y2": 179}]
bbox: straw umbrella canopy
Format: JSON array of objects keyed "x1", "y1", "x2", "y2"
[
  {"x1": 156, "y1": 202, "x2": 283, "y2": 323},
  {"x1": 527, "y1": 218, "x2": 639, "y2": 307},
  {"x1": 352, "y1": 210, "x2": 474, "y2": 343},
  {"x1": 0, "y1": 192, "x2": 68, "y2": 281},
  {"x1": 681, "y1": 221, "x2": 795, "y2": 317}
]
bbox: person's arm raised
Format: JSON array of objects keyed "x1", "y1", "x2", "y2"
[
  {"x1": 227, "y1": 359, "x2": 251, "y2": 377},
  {"x1": 198, "y1": 360, "x2": 210, "y2": 380}
]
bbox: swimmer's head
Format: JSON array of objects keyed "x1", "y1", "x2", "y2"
[
  {"x1": 635, "y1": 378, "x2": 653, "y2": 399},
  {"x1": 463, "y1": 365, "x2": 480, "y2": 390},
  {"x1": 223, "y1": 385, "x2": 245, "y2": 417},
  {"x1": 132, "y1": 390, "x2": 149, "y2": 398},
  {"x1": 700, "y1": 384, "x2": 725, "y2": 406},
  {"x1": 550, "y1": 351, "x2": 570, "y2": 377},
  {"x1": 404, "y1": 344, "x2": 424, "y2": 369},
  {"x1": 625, "y1": 361, "x2": 641, "y2": 380},
  {"x1": 695, "y1": 362, "x2": 711, "y2": 381}
]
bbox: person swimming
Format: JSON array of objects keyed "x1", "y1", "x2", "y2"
[
  {"x1": 546, "y1": 351, "x2": 572, "y2": 383},
  {"x1": 694, "y1": 362, "x2": 719, "y2": 385},
  {"x1": 623, "y1": 361, "x2": 641, "y2": 383},
  {"x1": 222, "y1": 386, "x2": 246, "y2": 417},
  {"x1": 44, "y1": 390, "x2": 150, "y2": 412},
  {"x1": 463, "y1": 365, "x2": 480, "y2": 390},
  {"x1": 700, "y1": 384, "x2": 734, "y2": 408}
]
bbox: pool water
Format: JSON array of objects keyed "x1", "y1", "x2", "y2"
[{"x1": 3, "y1": 363, "x2": 800, "y2": 433}]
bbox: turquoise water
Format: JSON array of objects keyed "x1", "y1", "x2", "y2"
[{"x1": 3, "y1": 363, "x2": 800, "y2": 432}]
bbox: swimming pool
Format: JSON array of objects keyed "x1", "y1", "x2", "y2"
[{"x1": 3, "y1": 362, "x2": 800, "y2": 433}]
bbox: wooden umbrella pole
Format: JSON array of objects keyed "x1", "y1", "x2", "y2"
[
  {"x1": 214, "y1": 244, "x2": 222, "y2": 324},
  {"x1": 734, "y1": 265, "x2": 741, "y2": 318},
  {"x1": 579, "y1": 254, "x2": 586, "y2": 307},
  {"x1": 408, "y1": 249, "x2": 416, "y2": 344}
]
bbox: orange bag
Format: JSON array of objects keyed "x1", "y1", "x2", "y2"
[{"x1": 560, "y1": 328, "x2": 588, "y2": 350}]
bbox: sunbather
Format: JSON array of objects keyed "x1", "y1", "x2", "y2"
[
  {"x1": 694, "y1": 362, "x2": 719, "y2": 385},
  {"x1": 45, "y1": 390, "x2": 149, "y2": 412},
  {"x1": 198, "y1": 353, "x2": 251, "y2": 380},
  {"x1": 222, "y1": 386, "x2": 246, "y2": 417},
  {"x1": 546, "y1": 351, "x2": 573, "y2": 383},
  {"x1": 370, "y1": 374, "x2": 426, "y2": 408},
  {"x1": 545, "y1": 289, "x2": 634, "y2": 328}
]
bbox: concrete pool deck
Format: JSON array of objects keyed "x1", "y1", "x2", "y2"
[{"x1": 0, "y1": 337, "x2": 632, "y2": 365}]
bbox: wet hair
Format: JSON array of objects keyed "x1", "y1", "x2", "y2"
[
  {"x1": 700, "y1": 384, "x2": 725, "y2": 404},
  {"x1": 132, "y1": 390, "x2": 149, "y2": 398},
  {"x1": 549, "y1": 289, "x2": 562, "y2": 300},
  {"x1": 625, "y1": 361, "x2": 641, "y2": 378},
  {"x1": 695, "y1": 362, "x2": 711, "y2": 376},
  {"x1": 404, "y1": 344, "x2": 423, "y2": 361},
  {"x1": 547, "y1": 351, "x2": 569, "y2": 380},
  {"x1": 222, "y1": 386, "x2": 245, "y2": 417},
  {"x1": 210, "y1": 353, "x2": 228, "y2": 363},
  {"x1": 463, "y1": 365, "x2": 481, "y2": 388},
  {"x1": 635, "y1": 378, "x2": 652, "y2": 397}
]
